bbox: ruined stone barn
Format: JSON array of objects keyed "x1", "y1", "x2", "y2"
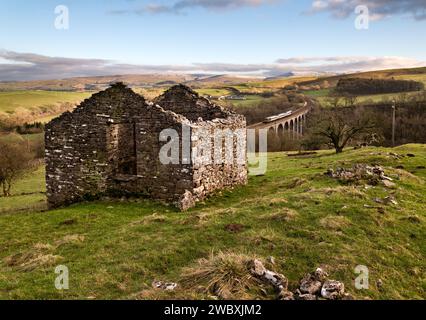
[{"x1": 45, "y1": 83, "x2": 248, "y2": 210}]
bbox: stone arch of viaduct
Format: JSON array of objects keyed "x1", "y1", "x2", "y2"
[{"x1": 248, "y1": 104, "x2": 311, "y2": 139}]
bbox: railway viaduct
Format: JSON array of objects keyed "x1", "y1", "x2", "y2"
[{"x1": 247, "y1": 102, "x2": 311, "y2": 139}]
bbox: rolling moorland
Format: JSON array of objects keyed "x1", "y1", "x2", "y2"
[{"x1": 0, "y1": 67, "x2": 425, "y2": 299}]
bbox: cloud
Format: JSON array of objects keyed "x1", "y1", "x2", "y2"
[
  {"x1": 109, "y1": 0, "x2": 277, "y2": 15},
  {"x1": 0, "y1": 50, "x2": 425, "y2": 81},
  {"x1": 308, "y1": 0, "x2": 426, "y2": 21}
]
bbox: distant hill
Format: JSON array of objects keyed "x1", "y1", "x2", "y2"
[
  {"x1": 1, "y1": 66, "x2": 425, "y2": 92},
  {"x1": 0, "y1": 74, "x2": 259, "y2": 91}
]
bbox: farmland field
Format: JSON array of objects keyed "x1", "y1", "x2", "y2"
[
  {"x1": 304, "y1": 89, "x2": 424, "y2": 106},
  {"x1": 0, "y1": 91, "x2": 91, "y2": 113}
]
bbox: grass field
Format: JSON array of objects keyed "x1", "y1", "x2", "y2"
[
  {"x1": 195, "y1": 88, "x2": 232, "y2": 97},
  {"x1": 0, "y1": 145, "x2": 425, "y2": 300},
  {"x1": 0, "y1": 91, "x2": 91, "y2": 124},
  {"x1": 304, "y1": 89, "x2": 424, "y2": 106},
  {"x1": 0, "y1": 91, "x2": 90, "y2": 113},
  {"x1": 0, "y1": 166, "x2": 46, "y2": 214},
  {"x1": 229, "y1": 95, "x2": 267, "y2": 107}
]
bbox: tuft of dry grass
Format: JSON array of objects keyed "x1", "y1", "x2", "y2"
[
  {"x1": 130, "y1": 213, "x2": 168, "y2": 226},
  {"x1": 4, "y1": 234, "x2": 85, "y2": 272},
  {"x1": 319, "y1": 216, "x2": 350, "y2": 231},
  {"x1": 392, "y1": 169, "x2": 424, "y2": 185},
  {"x1": 4, "y1": 244, "x2": 62, "y2": 272},
  {"x1": 55, "y1": 234, "x2": 85, "y2": 247},
  {"x1": 309, "y1": 186, "x2": 366, "y2": 198},
  {"x1": 180, "y1": 252, "x2": 264, "y2": 300},
  {"x1": 260, "y1": 208, "x2": 299, "y2": 222},
  {"x1": 285, "y1": 178, "x2": 308, "y2": 189}
]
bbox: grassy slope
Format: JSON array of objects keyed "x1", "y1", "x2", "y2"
[
  {"x1": 0, "y1": 91, "x2": 90, "y2": 113},
  {"x1": 0, "y1": 91, "x2": 90, "y2": 124},
  {"x1": 0, "y1": 166, "x2": 46, "y2": 214},
  {"x1": 0, "y1": 145, "x2": 425, "y2": 300},
  {"x1": 304, "y1": 89, "x2": 423, "y2": 106}
]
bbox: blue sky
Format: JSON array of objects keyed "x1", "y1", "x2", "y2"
[{"x1": 0, "y1": 0, "x2": 425, "y2": 80}]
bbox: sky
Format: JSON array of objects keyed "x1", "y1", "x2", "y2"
[{"x1": 0, "y1": 0, "x2": 425, "y2": 80}]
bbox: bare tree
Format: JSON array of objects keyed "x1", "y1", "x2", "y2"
[
  {"x1": 343, "y1": 94, "x2": 358, "y2": 107},
  {"x1": 0, "y1": 141, "x2": 34, "y2": 197},
  {"x1": 307, "y1": 107, "x2": 376, "y2": 153},
  {"x1": 323, "y1": 95, "x2": 343, "y2": 109}
]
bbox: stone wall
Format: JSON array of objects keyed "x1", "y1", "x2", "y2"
[
  {"x1": 45, "y1": 83, "x2": 248, "y2": 210},
  {"x1": 45, "y1": 83, "x2": 148, "y2": 208},
  {"x1": 154, "y1": 85, "x2": 227, "y2": 122}
]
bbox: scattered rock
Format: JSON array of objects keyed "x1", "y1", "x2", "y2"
[
  {"x1": 152, "y1": 281, "x2": 178, "y2": 291},
  {"x1": 300, "y1": 274, "x2": 322, "y2": 295},
  {"x1": 314, "y1": 268, "x2": 328, "y2": 282},
  {"x1": 374, "y1": 196, "x2": 398, "y2": 206},
  {"x1": 376, "y1": 279, "x2": 383, "y2": 291},
  {"x1": 247, "y1": 259, "x2": 288, "y2": 294},
  {"x1": 267, "y1": 256, "x2": 276, "y2": 265},
  {"x1": 342, "y1": 293, "x2": 355, "y2": 300},
  {"x1": 382, "y1": 180, "x2": 397, "y2": 189},
  {"x1": 321, "y1": 280, "x2": 345, "y2": 300},
  {"x1": 325, "y1": 164, "x2": 390, "y2": 186},
  {"x1": 383, "y1": 196, "x2": 398, "y2": 205},
  {"x1": 248, "y1": 259, "x2": 266, "y2": 277},
  {"x1": 278, "y1": 290, "x2": 295, "y2": 300},
  {"x1": 177, "y1": 190, "x2": 196, "y2": 211},
  {"x1": 377, "y1": 207, "x2": 386, "y2": 214},
  {"x1": 295, "y1": 268, "x2": 347, "y2": 301},
  {"x1": 295, "y1": 289, "x2": 317, "y2": 300}
]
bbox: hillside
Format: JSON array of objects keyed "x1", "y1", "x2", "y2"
[
  {"x1": 299, "y1": 67, "x2": 426, "y2": 88},
  {"x1": 1, "y1": 145, "x2": 425, "y2": 300}
]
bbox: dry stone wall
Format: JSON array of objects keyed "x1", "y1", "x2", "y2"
[{"x1": 45, "y1": 83, "x2": 248, "y2": 211}]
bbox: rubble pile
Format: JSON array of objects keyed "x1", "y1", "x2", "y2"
[
  {"x1": 295, "y1": 268, "x2": 349, "y2": 300},
  {"x1": 326, "y1": 164, "x2": 396, "y2": 187}
]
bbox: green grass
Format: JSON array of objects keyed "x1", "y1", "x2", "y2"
[
  {"x1": 229, "y1": 95, "x2": 270, "y2": 107},
  {"x1": 0, "y1": 166, "x2": 46, "y2": 214},
  {"x1": 394, "y1": 74, "x2": 426, "y2": 86},
  {"x1": 0, "y1": 91, "x2": 90, "y2": 113},
  {"x1": 306, "y1": 90, "x2": 423, "y2": 106},
  {"x1": 0, "y1": 145, "x2": 425, "y2": 300},
  {"x1": 304, "y1": 89, "x2": 331, "y2": 97},
  {"x1": 195, "y1": 88, "x2": 232, "y2": 97}
]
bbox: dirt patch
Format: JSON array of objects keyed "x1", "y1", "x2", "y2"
[
  {"x1": 59, "y1": 218, "x2": 77, "y2": 226},
  {"x1": 224, "y1": 224, "x2": 246, "y2": 233}
]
